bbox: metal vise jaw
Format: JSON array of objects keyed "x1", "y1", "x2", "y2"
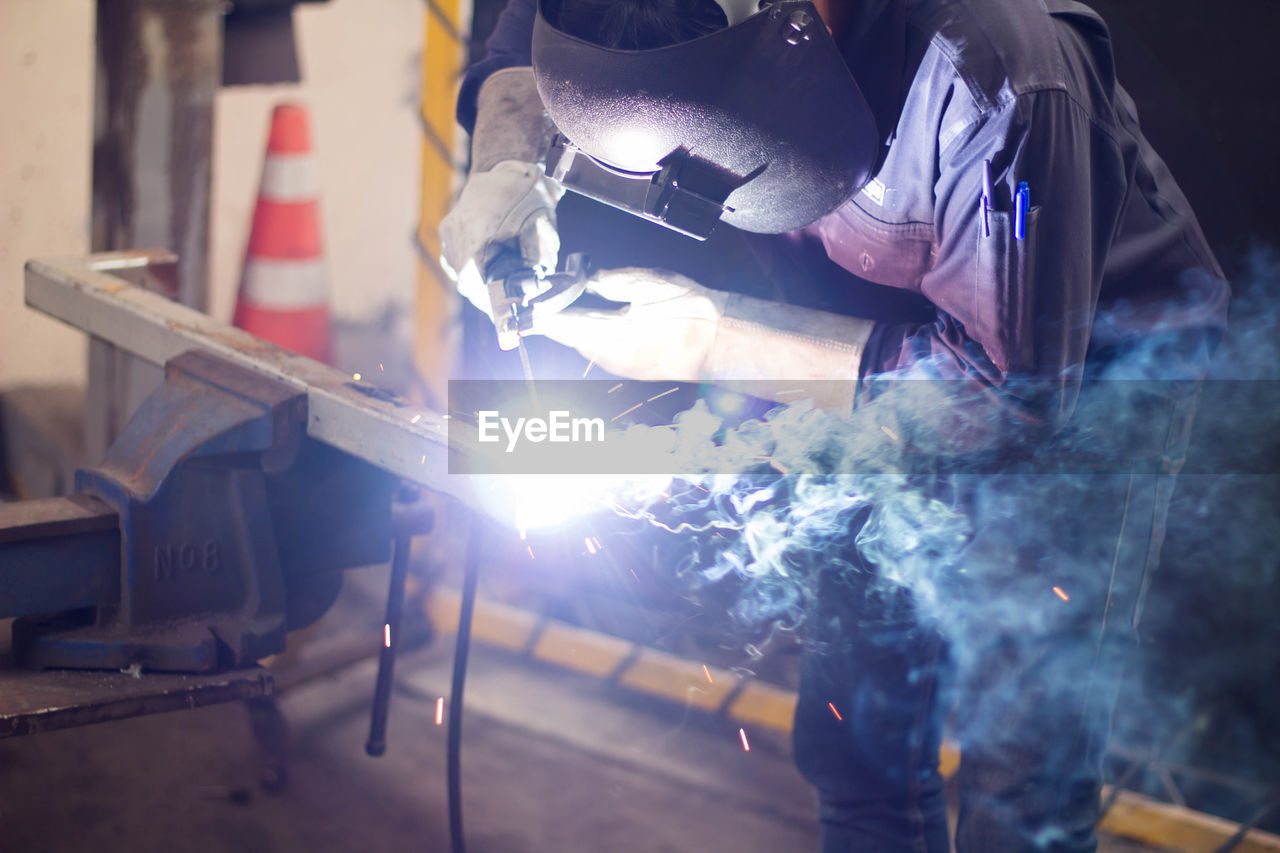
[{"x1": 13, "y1": 350, "x2": 398, "y2": 673}]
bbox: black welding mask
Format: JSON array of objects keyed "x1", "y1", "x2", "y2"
[{"x1": 531, "y1": 0, "x2": 880, "y2": 238}]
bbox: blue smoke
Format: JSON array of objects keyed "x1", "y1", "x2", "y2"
[{"x1": 597, "y1": 244, "x2": 1278, "y2": 826}]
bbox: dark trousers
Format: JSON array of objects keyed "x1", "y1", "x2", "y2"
[{"x1": 792, "y1": 390, "x2": 1198, "y2": 852}]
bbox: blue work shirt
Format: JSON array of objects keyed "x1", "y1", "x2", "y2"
[{"x1": 459, "y1": 0, "x2": 1230, "y2": 440}]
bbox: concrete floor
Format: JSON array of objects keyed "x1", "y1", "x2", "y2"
[
  {"x1": 0, "y1": 575, "x2": 1159, "y2": 853},
  {"x1": 0, "y1": 645, "x2": 816, "y2": 852}
]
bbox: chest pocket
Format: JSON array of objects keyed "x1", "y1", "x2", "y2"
[
  {"x1": 974, "y1": 205, "x2": 1041, "y2": 373},
  {"x1": 810, "y1": 199, "x2": 937, "y2": 291}
]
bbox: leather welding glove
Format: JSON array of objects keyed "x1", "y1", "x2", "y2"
[
  {"x1": 535, "y1": 267, "x2": 876, "y2": 413},
  {"x1": 439, "y1": 67, "x2": 564, "y2": 320}
]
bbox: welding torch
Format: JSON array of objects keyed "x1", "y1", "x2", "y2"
[{"x1": 484, "y1": 247, "x2": 590, "y2": 352}]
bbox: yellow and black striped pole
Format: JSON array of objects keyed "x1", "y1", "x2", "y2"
[{"x1": 414, "y1": 0, "x2": 471, "y2": 404}]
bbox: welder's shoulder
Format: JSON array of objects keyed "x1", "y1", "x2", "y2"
[{"x1": 910, "y1": 0, "x2": 1120, "y2": 128}]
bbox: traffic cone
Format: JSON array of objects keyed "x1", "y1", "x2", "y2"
[{"x1": 233, "y1": 103, "x2": 334, "y2": 364}]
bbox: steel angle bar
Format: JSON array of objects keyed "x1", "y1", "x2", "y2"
[{"x1": 24, "y1": 251, "x2": 471, "y2": 503}]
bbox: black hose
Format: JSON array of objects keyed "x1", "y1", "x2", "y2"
[
  {"x1": 448, "y1": 522, "x2": 484, "y2": 853},
  {"x1": 366, "y1": 533, "x2": 412, "y2": 757}
]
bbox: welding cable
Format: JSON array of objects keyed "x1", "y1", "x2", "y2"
[{"x1": 448, "y1": 520, "x2": 484, "y2": 853}]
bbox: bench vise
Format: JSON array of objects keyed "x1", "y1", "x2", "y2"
[{"x1": 3, "y1": 349, "x2": 402, "y2": 674}]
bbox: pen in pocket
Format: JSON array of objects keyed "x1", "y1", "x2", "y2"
[
  {"x1": 1014, "y1": 181, "x2": 1030, "y2": 240},
  {"x1": 981, "y1": 159, "x2": 994, "y2": 237}
]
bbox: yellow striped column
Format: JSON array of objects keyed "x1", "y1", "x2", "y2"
[{"x1": 414, "y1": 0, "x2": 470, "y2": 405}]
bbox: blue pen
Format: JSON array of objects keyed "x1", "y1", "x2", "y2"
[
  {"x1": 1014, "y1": 181, "x2": 1030, "y2": 240},
  {"x1": 981, "y1": 160, "x2": 994, "y2": 237}
]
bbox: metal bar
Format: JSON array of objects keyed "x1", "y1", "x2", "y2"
[
  {"x1": 24, "y1": 252, "x2": 471, "y2": 504},
  {"x1": 0, "y1": 664, "x2": 271, "y2": 739},
  {"x1": 0, "y1": 495, "x2": 117, "y2": 544},
  {"x1": 1108, "y1": 743, "x2": 1277, "y2": 799},
  {"x1": 1214, "y1": 800, "x2": 1280, "y2": 853},
  {"x1": 0, "y1": 496, "x2": 120, "y2": 618}
]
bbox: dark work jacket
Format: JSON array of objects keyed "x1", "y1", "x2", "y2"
[{"x1": 459, "y1": 0, "x2": 1230, "y2": 449}]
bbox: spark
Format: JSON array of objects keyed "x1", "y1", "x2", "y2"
[
  {"x1": 1053, "y1": 586, "x2": 1070, "y2": 602},
  {"x1": 755, "y1": 455, "x2": 791, "y2": 474},
  {"x1": 518, "y1": 527, "x2": 527, "y2": 540},
  {"x1": 608, "y1": 383, "x2": 623, "y2": 394},
  {"x1": 435, "y1": 697, "x2": 444, "y2": 726},
  {"x1": 739, "y1": 728, "x2": 750, "y2": 752},
  {"x1": 384, "y1": 624, "x2": 391, "y2": 648},
  {"x1": 828, "y1": 702, "x2": 842, "y2": 721},
  {"x1": 582, "y1": 358, "x2": 596, "y2": 378},
  {"x1": 378, "y1": 362, "x2": 385, "y2": 372},
  {"x1": 702, "y1": 664, "x2": 714, "y2": 684},
  {"x1": 527, "y1": 545, "x2": 535, "y2": 559},
  {"x1": 591, "y1": 537, "x2": 602, "y2": 551},
  {"x1": 420, "y1": 455, "x2": 426, "y2": 464},
  {"x1": 585, "y1": 537, "x2": 597, "y2": 554},
  {"x1": 612, "y1": 401, "x2": 644, "y2": 422},
  {"x1": 880, "y1": 424, "x2": 900, "y2": 442},
  {"x1": 410, "y1": 414, "x2": 422, "y2": 424},
  {"x1": 646, "y1": 387, "x2": 680, "y2": 403},
  {"x1": 353, "y1": 372, "x2": 362, "y2": 381},
  {"x1": 629, "y1": 568, "x2": 640, "y2": 582}
]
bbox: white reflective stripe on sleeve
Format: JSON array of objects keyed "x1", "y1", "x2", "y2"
[
  {"x1": 239, "y1": 258, "x2": 329, "y2": 309},
  {"x1": 259, "y1": 153, "x2": 321, "y2": 203}
]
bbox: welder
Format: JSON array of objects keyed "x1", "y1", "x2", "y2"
[{"x1": 440, "y1": 0, "x2": 1230, "y2": 850}]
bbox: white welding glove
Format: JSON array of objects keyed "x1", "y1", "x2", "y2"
[
  {"x1": 439, "y1": 67, "x2": 564, "y2": 320},
  {"x1": 535, "y1": 267, "x2": 876, "y2": 412}
]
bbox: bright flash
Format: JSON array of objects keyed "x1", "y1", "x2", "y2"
[
  {"x1": 471, "y1": 473, "x2": 670, "y2": 531},
  {"x1": 707, "y1": 389, "x2": 747, "y2": 418}
]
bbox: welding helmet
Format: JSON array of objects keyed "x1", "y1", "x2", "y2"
[{"x1": 531, "y1": 0, "x2": 880, "y2": 236}]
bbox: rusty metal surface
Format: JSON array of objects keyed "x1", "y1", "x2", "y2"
[
  {"x1": 0, "y1": 495, "x2": 117, "y2": 544},
  {"x1": 25, "y1": 252, "x2": 468, "y2": 504},
  {"x1": 0, "y1": 496, "x2": 120, "y2": 619},
  {"x1": 0, "y1": 648, "x2": 273, "y2": 739}
]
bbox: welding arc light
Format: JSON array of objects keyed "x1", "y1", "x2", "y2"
[{"x1": 707, "y1": 389, "x2": 748, "y2": 418}]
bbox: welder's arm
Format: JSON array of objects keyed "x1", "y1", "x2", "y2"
[
  {"x1": 439, "y1": 66, "x2": 563, "y2": 320},
  {"x1": 455, "y1": 0, "x2": 538, "y2": 134},
  {"x1": 534, "y1": 267, "x2": 874, "y2": 412}
]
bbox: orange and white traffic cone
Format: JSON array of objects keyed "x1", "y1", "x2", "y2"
[{"x1": 233, "y1": 103, "x2": 334, "y2": 364}]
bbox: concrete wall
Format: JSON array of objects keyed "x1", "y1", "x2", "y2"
[
  {"x1": 0, "y1": 0, "x2": 96, "y2": 387},
  {"x1": 0, "y1": 0, "x2": 423, "y2": 390}
]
